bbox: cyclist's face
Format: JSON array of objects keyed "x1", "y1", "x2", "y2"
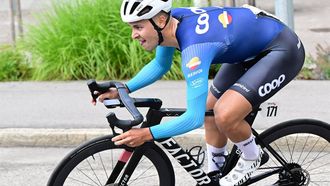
[{"x1": 129, "y1": 20, "x2": 158, "y2": 51}]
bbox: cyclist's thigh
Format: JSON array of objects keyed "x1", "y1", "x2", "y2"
[
  {"x1": 210, "y1": 63, "x2": 246, "y2": 99},
  {"x1": 229, "y1": 27, "x2": 305, "y2": 107}
]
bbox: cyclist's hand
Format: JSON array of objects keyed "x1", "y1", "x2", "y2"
[
  {"x1": 112, "y1": 128, "x2": 153, "y2": 147},
  {"x1": 91, "y1": 88, "x2": 119, "y2": 105}
]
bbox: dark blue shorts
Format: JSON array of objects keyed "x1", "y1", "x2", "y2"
[{"x1": 210, "y1": 27, "x2": 305, "y2": 107}]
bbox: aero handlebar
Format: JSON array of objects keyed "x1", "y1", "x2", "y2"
[{"x1": 87, "y1": 80, "x2": 144, "y2": 130}]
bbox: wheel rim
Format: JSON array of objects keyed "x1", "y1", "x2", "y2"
[
  {"x1": 61, "y1": 148, "x2": 163, "y2": 186},
  {"x1": 255, "y1": 133, "x2": 330, "y2": 185}
]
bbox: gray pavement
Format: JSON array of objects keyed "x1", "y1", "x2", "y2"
[{"x1": 0, "y1": 80, "x2": 330, "y2": 147}]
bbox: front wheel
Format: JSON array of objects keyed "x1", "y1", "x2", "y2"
[
  {"x1": 255, "y1": 119, "x2": 330, "y2": 185},
  {"x1": 48, "y1": 135, "x2": 175, "y2": 186}
]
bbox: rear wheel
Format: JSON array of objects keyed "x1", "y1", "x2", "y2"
[
  {"x1": 255, "y1": 119, "x2": 330, "y2": 185},
  {"x1": 48, "y1": 135, "x2": 175, "y2": 186}
]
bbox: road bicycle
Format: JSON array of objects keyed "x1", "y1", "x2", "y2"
[{"x1": 48, "y1": 80, "x2": 330, "y2": 186}]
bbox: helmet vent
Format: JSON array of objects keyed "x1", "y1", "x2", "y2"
[
  {"x1": 130, "y1": 2, "x2": 141, "y2": 14},
  {"x1": 123, "y1": 2, "x2": 129, "y2": 15},
  {"x1": 137, "y1": 6, "x2": 153, "y2": 17}
]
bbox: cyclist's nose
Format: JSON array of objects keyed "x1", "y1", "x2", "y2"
[{"x1": 131, "y1": 31, "x2": 139, "y2": 40}]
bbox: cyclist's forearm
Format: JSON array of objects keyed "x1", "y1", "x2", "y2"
[
  {"x1": 126, "y1": 46, "x2": 174, "y2": 92},
  {"x1": 150, "y1": 93, "x2": 207, "y2": 139},
  {"x1": 126, "y1": 59, "x2": 169, "y2": 92}
]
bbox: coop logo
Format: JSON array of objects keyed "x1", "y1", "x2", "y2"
[{"x1": 258, "y1": 74, "x2": 286, "y2": 97}]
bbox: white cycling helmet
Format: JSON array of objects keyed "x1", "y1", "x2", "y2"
[{"x1": 121, "y1": 0, "x2": 172, "y2": 23}]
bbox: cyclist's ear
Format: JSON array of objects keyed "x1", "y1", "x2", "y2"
[{"x1": 154, "y1": 11, "x2": 169, "y2": 28}]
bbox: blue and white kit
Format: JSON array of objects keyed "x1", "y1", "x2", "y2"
[{"x1": 125, "y1": 6, "x2": 305, "y2": 139}]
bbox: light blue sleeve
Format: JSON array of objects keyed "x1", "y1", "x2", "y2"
[
  {"x1": 150, "y1": 43, "x2": 221, "y2": 139},
  {"x1": 125, "y1": 46, "x2": 175, "y2": 93}
]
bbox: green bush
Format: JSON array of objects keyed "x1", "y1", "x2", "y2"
[
  {"x1": 298, "y1": 56, "x2": 317, "y2": 80},
  {"x1": 22, "y1": 0, "x2": 195, "y2": 81},
  {"x1": 315, "y1": 44, "x2": 330, "y2": 79},
  {"x1": 298, "y1": 44, "x2": 330, "y2": 80},
  {"x1": 0, "y1": 45, "x2": 31, "y2": 81}
]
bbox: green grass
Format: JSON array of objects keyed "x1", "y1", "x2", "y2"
[
  {"x1": 7, "y1": 0, "x2": 329, "y2": 81},
  {"x1": 20, "y1": 0, "x2": 194, "y2": 81},
  {"x1": 23, "y1": 0, "x2": 130, "y2": 80},
  {"x1": 0, "y1": 45, "x2": 31, "y2": 81}
]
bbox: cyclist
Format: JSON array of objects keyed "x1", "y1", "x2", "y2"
[{"x1": 96, "y1": 0, "x2": 305, "y2": 185}]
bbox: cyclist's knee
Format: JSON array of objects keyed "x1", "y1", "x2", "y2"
[{"x1": 214, "y1": 106, "x2": 239, "y2": 134}]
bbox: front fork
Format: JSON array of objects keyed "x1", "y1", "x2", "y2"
[{"x1": 106, "y1": 148, "x2": 134, "y2": 185}]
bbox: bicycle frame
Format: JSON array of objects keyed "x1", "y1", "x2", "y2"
[
  {"x1": 143, "y1": 103, "x2": 219, "y2": 185},
  {"x1": 81, "y1": 80, "x2": 326, "y2": 186},
  {"x1": 102, "y1": 99, "x2": 298, "y2": 185},
  {"x1": 140, "y1": 105, "x2": 245, "y2": 185},
  {"x1": 137, "y1": 104, "x2": 295, "y2": 185}
]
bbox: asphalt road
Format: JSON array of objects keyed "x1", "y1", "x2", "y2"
[{"x1": 1, "y1": 80, "x2": 330, "y2": 130}]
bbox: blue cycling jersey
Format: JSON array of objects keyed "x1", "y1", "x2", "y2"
[{"x1": 126, "y1": 6, "x2": 285, "y2": 139}]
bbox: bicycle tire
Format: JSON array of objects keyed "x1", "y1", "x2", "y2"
[
  {"x1": 48, "y1": 135, "x2": 175, "y2": 186},
  {"x1": 255, "y1": 119, "x2": 330, "y2": 186}
]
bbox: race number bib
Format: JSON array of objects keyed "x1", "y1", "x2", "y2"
[{"x1": 260, "y1": 101, "x2": 280, "y2": 118}]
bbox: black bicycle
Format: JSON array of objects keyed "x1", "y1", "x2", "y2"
[{"x1": 48, "y1": 80, "x2": 330, "y2": 186}]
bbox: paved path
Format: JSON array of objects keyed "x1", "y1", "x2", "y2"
[
  {"x1": 0, "y1": 80, "x2": 330, "y2": 147},
  {"x1": 1, "y1": 80, "x2": 330, "y2": 129}
]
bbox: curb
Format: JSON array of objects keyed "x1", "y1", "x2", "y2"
[
  {"x1": 0, "y1": 128, "x2": 112, "y2": 147},
  {"x1": 0, "y1": 128, "x2": 328, "y2": 150},
  {"x1": 0, "y1": 128, "x2": 207, "y2": 147}
]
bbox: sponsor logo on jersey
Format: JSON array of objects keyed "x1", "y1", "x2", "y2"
[
  {"x1": 186, "y1": 57, "x2": 201, "y2": 70},
  {"x1": 190, "y1": 77, "x2": 204, "y2": 89},
  {"x1": 188, "y1": 69, "x2": 203, "y2": 78},
  {"x1": 258, "y1": 74, "x2": 286, "y2": 97},
  {"x1": 218, "y1": 11, "x2": 232, "y2": 28},
  {"x1": 186, "y1": 57, "x2": 203, "y2": 78}
]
